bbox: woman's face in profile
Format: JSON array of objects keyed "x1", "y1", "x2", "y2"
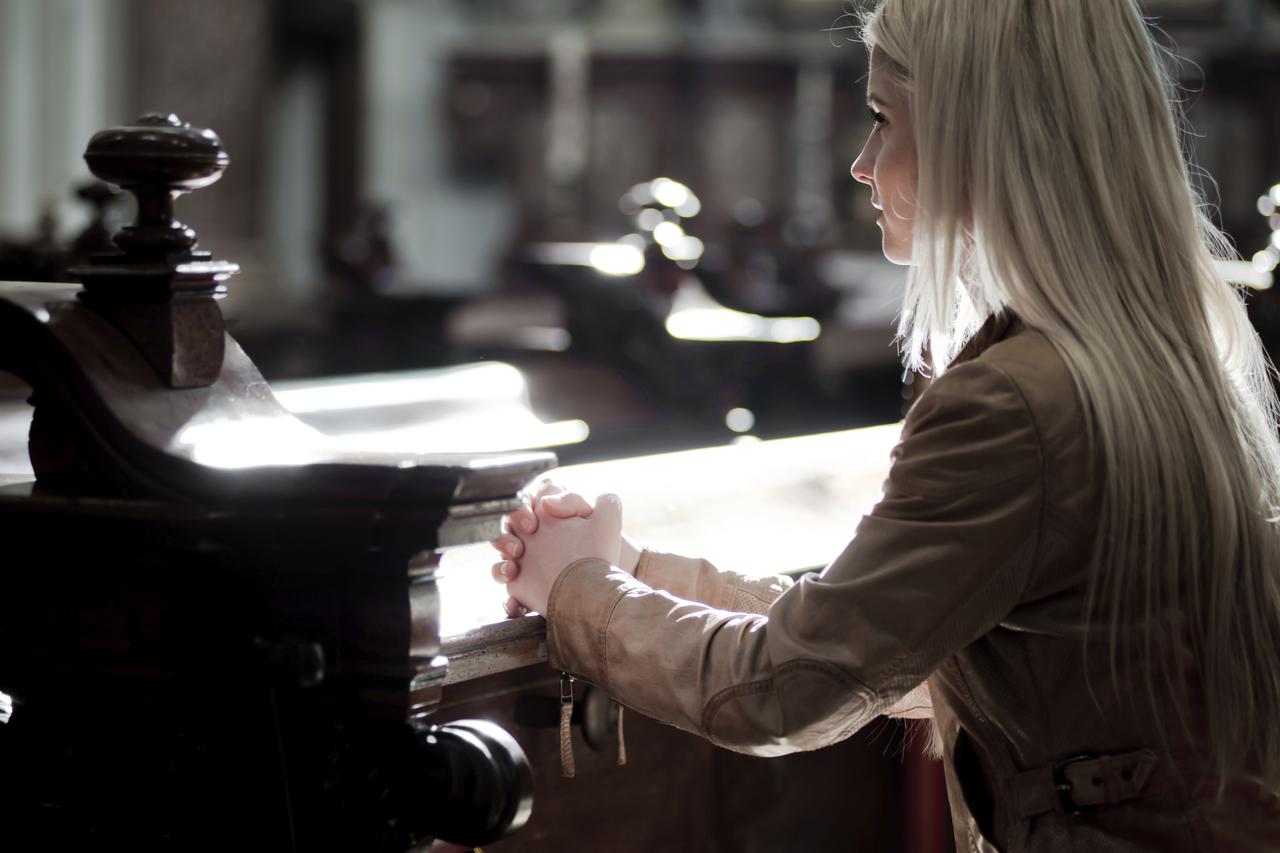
[{"x1": 851, "y1": 47, "x2": 917, "y2": 265}]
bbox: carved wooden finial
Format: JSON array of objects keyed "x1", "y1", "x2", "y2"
[
  {"x1": 71, "y1": 114, "x2": 239, "y2": 389},
  {"x1": 84, "y1": 112, "x2": 229, "y2": 258}
]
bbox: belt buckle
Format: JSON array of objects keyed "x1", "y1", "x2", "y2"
[{"x1": 1052, "y1": 753, "x2": 1100, "y2": 816}]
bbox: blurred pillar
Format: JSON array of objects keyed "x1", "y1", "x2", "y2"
[
  {"x1": 0, "y1": 0, "x2": 133, "y2": 237},
  {"x1": 133, "y1": 0, "x2": 270, "y2": 257}
]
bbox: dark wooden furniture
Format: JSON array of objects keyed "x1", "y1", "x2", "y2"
[{"x1": 0, "y1": 115, "x2": 553, "y2": 851}]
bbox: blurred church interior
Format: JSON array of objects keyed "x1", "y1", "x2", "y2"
[{"x1": 3, "y1": 0, "x2": 1280, "y2": 467}]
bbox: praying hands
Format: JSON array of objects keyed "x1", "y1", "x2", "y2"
[{"x1": 491, "y1": 481, "x2": 638, "y2": 616}]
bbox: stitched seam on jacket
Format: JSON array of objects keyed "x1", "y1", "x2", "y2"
[
  {"x1": 985, "y1": 361, "x2": 1047, "y2": 608},
  {"x1": 857, "y1": 362, "x2": 1047, "y2": 713},
  {"x1": 889, "y1": 466, "x2": 1036, "y2": 498},
  {"x1": 731, "y1": 585, "x2": 773, "y2": 614},
  {"x1": 986, "y1": 361, "x2": 1060, "y2": 827},
  {"x1": 597, "y1": 582, "x2": 630, "y2": 692},
  {"x1": 700, "y1": 658, "x2": 869, "y2": 737}
]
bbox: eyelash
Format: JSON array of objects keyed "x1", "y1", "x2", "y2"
[{"x1": 868, "y1": 107, "x2": 887, "y2": 127}]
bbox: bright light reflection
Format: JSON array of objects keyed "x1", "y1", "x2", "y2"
[
  {"x1": 636, "y1": 209, "x2": 664, "y2": 231},
  {"x1": 667, "y1": 310, "x2": 821, "y2": 343},
  {"x1": 1220, "y1": 257, "x2": 1274, "y2": 290},
  {"x1": 529, "y1": 242, "x2": 646, "y2": 276},
  {"x1": 652, "y1": 221, "x2": 685, "y2": 247},
  {"x1": 589, "y1": 244, "x2": 645, "y2": 276},
  {"x1": 627, "y1": 182, "x2": 654, "y2": 206},
  {"x1": 179, "y1": 361, "x2": 588, "y2": 465},
  {"x1": 662, "y1": 236, "x2": 704, "y2": 262},
  {"x1": 676, "y1": 196, "x2": 702, "y2": 218},
  {"x1": 725, "y1": 407, "x2": 755, "y2": 432},
  {"x1": 275, "y1": 363, "x2": 528, "y2": 414},
  {"x1": 184, "y1": 418, "x2": 324, "y2": 469},
  {"x1": 651, "y1": 178, "x2": 692, "y2": 209},
  {"x1": 1271, "y1": 185, "x2": 1280, "y2": 206},
  {"x1": 0, "y1": 690, "x2": 12, "y2": 724},
  {"x1": 665, "y1": 281, "x2": 821, "y2": 343},
  {"x1": 1260, "y1": 195, "x2": 1277, "y2": 217},
  {"x1": 334, "y1": 411, "x2": 589, "y2": 453}
]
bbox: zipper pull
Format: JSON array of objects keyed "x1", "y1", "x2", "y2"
[
  {"x1": 559, "y1": 672, "x2": 576, "y2": 778},
  {"x1": 616, "y1": 704, "x2": 627, "y2": 766}
]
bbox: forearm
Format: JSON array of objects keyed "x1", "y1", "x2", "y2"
[
  {"x1": 634, "y1": 549, "x2": 793, "y2": 615},
  {"x1": 546, "y1": 558, "x2": 890, "y2": 756}
]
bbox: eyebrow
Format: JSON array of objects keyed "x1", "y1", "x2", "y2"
[{"x1": 866, "y1": 91, "x2": 892, "y2": 107}]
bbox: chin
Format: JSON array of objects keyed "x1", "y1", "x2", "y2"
[{"x1": 882, "y1": 241, "x2": 913, "y2": 266}]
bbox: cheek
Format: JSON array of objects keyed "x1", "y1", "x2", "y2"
[{"x1": 877, "y1": 147, "x2": 918, "y2": 218}]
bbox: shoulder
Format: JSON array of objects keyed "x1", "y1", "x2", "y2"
[
  {"x1": 966, "y1": 324, "x2": 1086, "y2": 450},
  {"x1": 895, "y1": 325, "x2": 1078, "y2": 492}
]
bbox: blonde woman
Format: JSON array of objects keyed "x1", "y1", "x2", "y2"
[{"x1": 490, "y1": 0, "x2": 1280, "y2": 849}]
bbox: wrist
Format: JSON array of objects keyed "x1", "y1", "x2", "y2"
[{"x1": 620, "y1": 534, "x2": 641, "y2": 576}]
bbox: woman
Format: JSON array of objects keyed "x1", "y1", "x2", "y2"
[{"x1": 490, "y1": 1, "x2": 1280, "y2": 849}]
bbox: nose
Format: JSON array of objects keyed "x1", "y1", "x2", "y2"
[{"x1": 850, "y1": 134, "x2": 877, "y2": 186}]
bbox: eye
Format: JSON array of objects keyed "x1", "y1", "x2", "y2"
[{"x1": 867, "y1": 106, "x2": 887, "y2": 128}]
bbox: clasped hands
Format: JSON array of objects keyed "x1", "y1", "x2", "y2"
[{"x1": 491, "y1": 481, "x2": 640, "y2": 616}]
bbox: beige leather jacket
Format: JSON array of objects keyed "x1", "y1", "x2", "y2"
[{"x1": 545, "y1": 313, "x2": 1280, "y2": 852}]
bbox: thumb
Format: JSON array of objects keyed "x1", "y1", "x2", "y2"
[
  {"x1": 592, "y1": 493, "x2": 624, "y2": 542},
  {"x1": 541, "y1": 491, "x2": 594, "y2": 519}
]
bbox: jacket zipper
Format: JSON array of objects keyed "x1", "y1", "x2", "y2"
[
  {"x1": 557, "y1": 671, "x2": 628, "y2": 773},
  {"x1": 559, "y1": 672, "x2": 576, "y2": 777}
]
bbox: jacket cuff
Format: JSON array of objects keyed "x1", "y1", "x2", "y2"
[
  {"x1": 633, "y1": 549, "x2": 659, "y2": 586},
  {"x1": 546, "y1": 557, "x2": 641, "y2": 688}
]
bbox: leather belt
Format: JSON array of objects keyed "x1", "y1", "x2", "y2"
[{"x1": 1011, "y1": 749, "x2": 1160, "y2": 819}]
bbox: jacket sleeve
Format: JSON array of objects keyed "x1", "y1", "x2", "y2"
[
  {"x1": 636, "y1": 548, "x2": 930, "y2": 718},
  {"x1": 634, "y1": 550, "x2": 934, "y2": 717},
  {"x1": 634, "y1": 550, "x2": 792, "y2": 614},
  {"x1": 545, "y1": 359, "x2": 1043, "y2": 755}
]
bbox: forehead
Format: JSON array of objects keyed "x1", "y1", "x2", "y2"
[{"x1": 866, "y1": 47, "x2": 897, "y2": 99}]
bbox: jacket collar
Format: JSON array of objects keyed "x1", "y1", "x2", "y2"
[{"x1": 949, "y1": 310, "x2": 1021, "y2": 368}]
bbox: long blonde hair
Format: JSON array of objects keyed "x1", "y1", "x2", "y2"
[{"x1": 861, "y1": 0, "x2": 1280, "y2": 788}]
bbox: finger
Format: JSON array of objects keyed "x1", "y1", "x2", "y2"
[
  {"x1": 491, "y1": 560, "x2": 517, "y2": 583},
  {"x1": 541, "y1": 491, "x2": 594, "y2": 519},
  {"x1": 523, "y1": 479, "x2": 563, "y2": 510},
  {"x1": 503, "y1": 597, "x2": 527, "y2": 619},
  {"x1": 507, "y1": 504, "x2": 538, "y2": 535},
  {"x1": 529, "y1": 479, "x2": 566, "y2": 516},
  {"x1": 592, "y1": 493, "x2": 624, "y2": 539},
  {"x1": 492, "y1": 534, "x2": 524, "y2": 560},
  {"x1": 534, "y1": 479, "x2": 564, "y2": 498}
]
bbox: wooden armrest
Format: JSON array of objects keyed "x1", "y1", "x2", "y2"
[{"x1": 438, "y1": 422, "x2": 901, "y2": 684}]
